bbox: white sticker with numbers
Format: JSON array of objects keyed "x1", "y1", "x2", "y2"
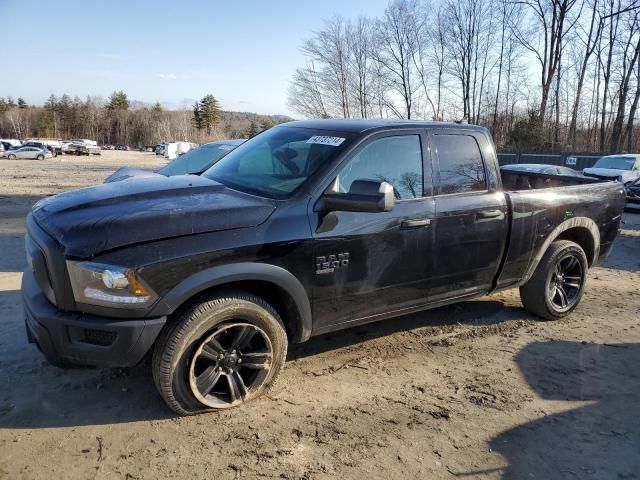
[
  {"x1": 306, "y1": 135, "x2": 346, "y2": 146},
  {"x1": 218, "y1": 145, "x2": 235, "y2": 151}
]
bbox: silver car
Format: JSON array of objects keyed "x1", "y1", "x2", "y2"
[{"x1": 5, "y1": 147, "x2": 52, "y2": 160}]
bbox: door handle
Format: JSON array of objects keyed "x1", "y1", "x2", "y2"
[
  {"x1": 476, "y1": 210, "x2": 502, "y2": 220},
  {"x1": 401, "y1": 218, "x2": 431, "y2": 229}
]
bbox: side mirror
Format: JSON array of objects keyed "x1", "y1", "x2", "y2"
[{"x1": 315, "y1": 179, "x2": 396, "y2": 213}]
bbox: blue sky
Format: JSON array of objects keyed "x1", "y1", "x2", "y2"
[{"x1": 1, "y1": 0, "x2": 389, "y2": 116}]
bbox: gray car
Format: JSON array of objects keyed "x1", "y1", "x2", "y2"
[
  {"x1": 4, "y1": 146, "x2": 52, "y2": 160},
  {"x1": 104, "y1": 139, "x2": 245, "y2": 183}
]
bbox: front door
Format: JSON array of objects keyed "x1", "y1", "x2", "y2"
[{"x1": 310, "y1": 131, "x2": 436, "y2": 332}]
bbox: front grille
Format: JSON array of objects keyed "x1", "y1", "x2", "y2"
[{"x1": 82, "y1": 328, "x2": 117, "y2": 347}]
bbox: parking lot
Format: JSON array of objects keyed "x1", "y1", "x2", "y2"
[{"x1": 1, "y1": 151, "x2": 639, "y2": 479}]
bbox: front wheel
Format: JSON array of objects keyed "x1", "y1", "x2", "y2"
[
  {"x1": 152, "y1": 290, "x2": 288, "y2": 415},
  {"x1": 520, "y1": 240, "x2": 588, "y2": 320},
  {"x1": 8, "y1": 154, "x2": 16, "y2": 160},
  {"x1": 37, "y1": 154, "x2": 44, "y2": 160}
]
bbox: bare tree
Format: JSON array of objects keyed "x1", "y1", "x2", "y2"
[
  {"x1": 302, "y1": 16, "x2": 352, "y2": 118},
  {"x1": 374, "y1": 0, "x2": 421, "y2": 119},
  {"x1": 288, "y1": 62, "x2": 329, "y2": 118},
  {"x1": 609, "y1": 10, "x2": 640, "y2": 151},
  {"x1": 511, "y1": 0, "x2": 581, "y2": 122},
  {"x1": 347, "y1": 17, "x2": 374, "y2": 118}
]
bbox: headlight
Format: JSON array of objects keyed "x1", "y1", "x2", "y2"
[{"x1": 66, "y1": 261, "x2": 157, "y2": 308}]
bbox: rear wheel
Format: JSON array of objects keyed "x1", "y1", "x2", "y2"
[
  {"x1": 37, "y1": 154, "x2": 44, "y2": 160},
  {"x1": 152, "y1": 290, "x2": 288, "y2": 415},
  {"x1": 520, "y1": 240, "x2": 588, "y2": 320}
]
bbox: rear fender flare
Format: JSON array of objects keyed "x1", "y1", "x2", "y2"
[
  {"x1": 149, "y1": 262, "x2": 312, "y2": 342},
  {"x1": 522, "y1": 216, "x2": 600, "y2": 284}
]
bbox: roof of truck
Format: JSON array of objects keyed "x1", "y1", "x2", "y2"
[{"x1": 281, "y1": 119, "x2": 489, "y2": 134}]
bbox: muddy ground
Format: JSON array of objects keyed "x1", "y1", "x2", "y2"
[{"x1": 0, "y1": 151, "x2": 639, "y2": 480}]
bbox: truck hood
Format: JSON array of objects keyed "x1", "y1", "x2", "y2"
[
  {"x1": 103, "y1": 166, "x2": 165, "y2": 183},
  {"x1": 32, "y1": 175, "x2": 276, "y2": 258},
  {"x1": 582, "y1": 168, "x2": 640, "y2": 183}
]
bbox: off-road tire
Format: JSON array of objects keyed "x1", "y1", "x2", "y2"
[
  {"x1": 152, "y1": 290, "x2": 288, "y2": 415},
  {"x1": 520, "y1": 240, "x2": 588, "y2": 320}
]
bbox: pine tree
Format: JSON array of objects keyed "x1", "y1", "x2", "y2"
[
  {"x1": 17, "y1": 97, "x2": 28, "y2": 109},
  {"x1": 198, "y1": 94, "x2": 221, "y2": 134},
  {"x1": 246, "y1": 120, "x2": 260, "y2": 138},
  {"x1": 107, "y1": 90, "x2": 129, "y2": 111},
  {"x1": 41, "y1": 94, "x2": 59, "y2": 137},
  {"x1": 260, "y1": 117, "x2": 275, "y2": 131},
  {"x1": 192, "y1": 101, "x2": 203, "y2": 130}
]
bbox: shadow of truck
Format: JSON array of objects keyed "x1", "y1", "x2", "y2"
[{"x1": 490, "y1": 341, "x2": 640, "y2": 479}]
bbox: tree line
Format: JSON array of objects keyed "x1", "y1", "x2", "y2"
[
  {"x1": 287, "y1": 0, "x2": 640, "y2": 153},
  {"x1": 0, "y1": 91, "x2": 290, "y2": 146}
]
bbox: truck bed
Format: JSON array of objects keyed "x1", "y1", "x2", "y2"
[
  {"x1": 495, "y1": 171, "x2": 625, "y2": 292},
  {"x1": 501, "y1": 169, "x2": 603, "y2": 191}
]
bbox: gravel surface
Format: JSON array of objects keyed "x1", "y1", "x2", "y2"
[{"x1": 1, "y1": 151, "x2": 639, "y2": 479}]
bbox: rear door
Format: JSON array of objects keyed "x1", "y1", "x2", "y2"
[
  {"x1": 310, "y1": 130, "x2": 436, "y2": 331},
  {"x1": 428, "y1": 129, "x2": 508, "y2": 300}
]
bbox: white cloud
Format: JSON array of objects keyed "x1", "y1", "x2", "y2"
[{"x1": 154, "y1": 73, "x2": 177, "y2": 80}]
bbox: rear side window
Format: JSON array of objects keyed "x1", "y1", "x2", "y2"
[
  {"x1": 337, "y1": 135, "x2": 423, "y2": 200},
  {"x1": 434, "y1": 134, "x2": 486, "y2": 194}
]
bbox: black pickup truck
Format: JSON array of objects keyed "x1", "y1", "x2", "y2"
[{"x1": 22, "y1": 120, "x2": 625, "y2": 414}]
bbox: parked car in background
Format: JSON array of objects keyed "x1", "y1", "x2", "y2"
[
  {"x1": 624, "y1": 177, "x2": 640, "y2": 211},
  {"x1": 0, "y1": 138, "x2": 22, "y2": 149},
  {"x1": 164, "y1": 141, "x2": 198, "y2": 160},
  {"x1": 104, "y1": 139, "x2": 245, "y2": 183},
  {"x1": 5, "y1": 147, "x2": 52, "y2": 160},
  {"x1": 501, "y1": 164, "x2": 583, "y2": 177},
  {"x1": 155, "y1": 144, "x2": 166, "y2": 156},
  {"x1": 22, "y1": 142, "x2": 58, "y2": 157},
  {"x1": 64, "y1": 139, "x2": 101, "y2": 156},
  {"x1": 23, "y1": 138, "x2": 63, "y2": 156},
  {"x1": 583, "y1": 154, "x2": 640, "y2": 185}
]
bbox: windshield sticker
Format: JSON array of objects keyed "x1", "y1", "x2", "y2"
[
  {"x1": 218, "y1": 145, "x2": 235, "y2": 151},
  {"x1": 306, "y1": 136, "x2": 346, "y2": 147}
]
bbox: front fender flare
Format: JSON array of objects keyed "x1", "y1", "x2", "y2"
[{"x1": 149, "y1": 262, "x2": 312, "y2": 342}]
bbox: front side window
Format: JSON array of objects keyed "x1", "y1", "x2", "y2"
[
  {"x1": 335, "y1": 135, "x2": 423, "y2": 200},
  {"x1": 203, "y1": 127, "x2": 352, "y2": 198},
  {"x1": 434, "y1": 134, "x2": 486, "y2": 194}
]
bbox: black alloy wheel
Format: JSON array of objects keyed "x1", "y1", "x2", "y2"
[
  {"x1": 547, "y1": 252, "x2": 583, "y2": 311},
  {"x1": 189, "y1": 322, "x2": 273, "y2": 408}
]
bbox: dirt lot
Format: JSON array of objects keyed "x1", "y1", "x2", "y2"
[{"x1": 0, "y1": 151, "x2": 639, "y2": 480}]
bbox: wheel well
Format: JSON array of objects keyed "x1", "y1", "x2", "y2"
[
  {"x1": 555, "y1": 227, "x2": 596, "y2": 266},
  {"x1": 170, "y1": 280, "x2": 303, "y2": 343}
]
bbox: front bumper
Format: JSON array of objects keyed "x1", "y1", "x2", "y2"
[{"x1": 22, "y1": 269, "x2": 166, "y2": 367}]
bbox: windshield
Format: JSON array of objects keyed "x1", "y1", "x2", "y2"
[
  {"x1": 159, "y1": 143, "x2": 238, "y2": 176},
  {"x1": 203, "y1": 126, "x2": 352, "y2": 198},
  {"x1": 593, "y1": 156, "x2": 637, "y2": 170}
]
